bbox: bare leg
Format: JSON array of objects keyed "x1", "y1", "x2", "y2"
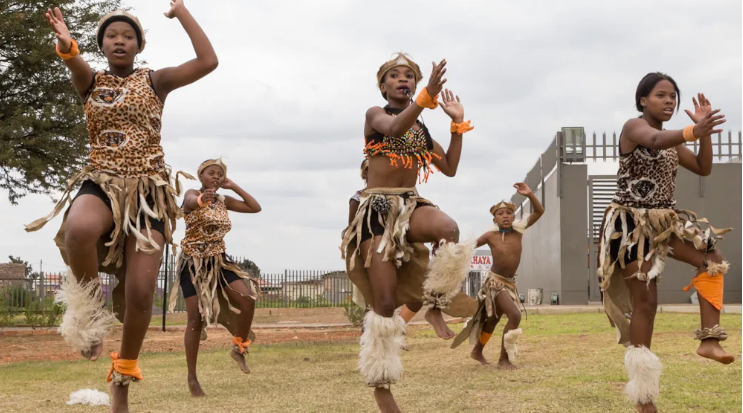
[
  {"x1": 470, "y1": 314, "x2": 499, "y2": 365},
  {"x1": 495, "y1": 293, "x2": 521, "y2": 370},
  {"x1": 64, "y1": 195, "x2": 113, "y2": 361},
  {"x1": 360, "y1": 236, "x2": 401, "y2": 413},
  {"x1": 183, "y1": 296, "x2": 206, "y2": 397},
  {"x1": 624, "y1": 260, "x2": 658, "y2": 413},
  {"x1": 668, "y1": 238, "x2": 734, "y2": 364},
  {"x1": 408, "y1": 206, "x2": 461, "y2": 340},
  {"x1": 224, "y1": 279, "x2": 256, "y2": 374},
  {"x1": 110, "y1": 230, "x2": 164, "y2": 413}
]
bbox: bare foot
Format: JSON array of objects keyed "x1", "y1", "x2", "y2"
[
  {"x1": 470, "y1": 347, "x2": 491, "y2": 365},
  {"x1": 188, "y1": 378, "x2": 206, "y2": 397},
  {"x1": 230, "y1": 348, "x2": 251, "y2": 373},
  {"x1": 697, "y1": 339, "x2": 735, "y2": 364},
  {"x1": 81, "y1": 341, "x2": 104, "y2": 361},
  {"x1": 424, "y1": 308, "x2": 455, "y2": 340},
  {"x1": 497, "y1": 358, "x2": 518, "y2": 370},
  {"x1": 373, "y1": 387, "x2": 402, "y2": 413},
  {"x1": 109, "y1": 382, "x2": 130, "y2": 413},
  {"x1": 635, "y1": 402, "x2": 657, "y2": 413}
]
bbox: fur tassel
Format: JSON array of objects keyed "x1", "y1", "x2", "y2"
[
  {"x1": 422, "y1": 240, "x2": 476, "y2": 309},
  {"x1": 707, "y1": 260, "x2": 729, "y2": 276},
  {"x1": 55, "y1": 272, "x2": 115, "y2": 354},
  {"x1": 358, "y1": 310, "x2": 405, "y2": 388},
  {"x1": 66, "y1": 389, "x2": 110, "y2": 406},
  {"x1": 646, "y1": 255, "x2": 665, "y2": 281},
  {"x1": 624, "y1": 346, "x2": 662, "y2": 405},
  {"x1": 503, "y1": 328, "x2": 522, "y2": 363}
]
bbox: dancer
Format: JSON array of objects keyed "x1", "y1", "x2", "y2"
[
  {"x1": 451, "y1": 184, "x2": 543, "y2": 370},
  {"x1": 167, "y1": 158, "x2": 261, "y2": 396},
  {"x1": 349, "y1": 160, "x2": 471, "y2": 343},
  {"x1": 341, "y1": 53, "x2": 475, "y2": 412},
  {"x1": 597, "y1": 73, "x2": 732, "y2": 413},
  {"x1": 26, "y1": 2, "x2": 218, "y2": 411}
]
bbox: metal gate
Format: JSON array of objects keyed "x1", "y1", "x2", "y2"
[{"x1": 587, "y1": 175, "x2": 616, "y2": 302}]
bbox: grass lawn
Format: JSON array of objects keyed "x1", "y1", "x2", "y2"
[{"x1": 0, "y1": 313, "x2": 739, "y2": 412}]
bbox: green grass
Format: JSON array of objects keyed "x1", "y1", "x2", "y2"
[{"x1": 0, "y1": 313, "x2": 740, "y2": 412}]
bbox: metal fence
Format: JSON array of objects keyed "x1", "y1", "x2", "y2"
[{"x1": 1, "y1": 264, "x2": 487, "y2": 315}]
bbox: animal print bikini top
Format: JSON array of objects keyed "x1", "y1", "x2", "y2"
[
  {"x1": 181, "y1": 195, "x2": 231, "y2": 258},
  {"x1": 613, "y1": 137, "x2": 678, "y2": 209},
  {"x1": 84, "y1": 67, "x2": 165, "y2": 178},
  {"x1": 364, "y1": 106, "x2": 440, "y2": 183}
]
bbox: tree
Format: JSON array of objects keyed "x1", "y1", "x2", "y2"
[
  {"x1": 8, "y1": 255, "x2": 32, "y2": 276},
  {"x1": 0, "y1": 0, "x2": 122, "y2": 204},
  {"x1": 236, "y1": 258, "x2": 261, "y2": 278}
]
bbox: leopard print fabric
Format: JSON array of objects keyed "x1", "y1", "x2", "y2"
[
  {"x1": 613, "y1": 144, "x2": 678, "y2": 209},
  {"x1": 181, "y1": 195, "x2": 231, "y2": 258},
  {"x1": 84, "y1": 68, "x2": 165, "y2": 177}
]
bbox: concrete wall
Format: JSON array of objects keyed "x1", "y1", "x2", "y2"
[
  {"x1": 658, "y1": 163, "x2": 742, "y2": 304},
  {"x1": 517, "y1": 166, "x2": 563, "y2": 302},
  {"x1": 559, "y1": 165, "x2": 589, "y2": 304}
]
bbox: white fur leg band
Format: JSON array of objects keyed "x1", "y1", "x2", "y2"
[
  {"x1": 55, "y1": 272, "x2": 115, "y2": 354},
  {"x1": 624, "y1": 346, "x2": 662, "y2": 405},
  {"x1": 422, "y1": 240, "x2": 475, "y2": 309},
  {"x1": 503, "y1": 328, "x2": 522, "y2": 363},
  {"x1": 358, "y1": 310, "x2": 405, "y2": 388}
]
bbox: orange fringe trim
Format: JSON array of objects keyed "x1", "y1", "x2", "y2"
[{"x1": 232, "y1": 336, "x2": 252, "y2": 354}]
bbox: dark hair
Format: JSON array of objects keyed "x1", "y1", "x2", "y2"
[
  {"x1": 635, "y1": 72, "x2": 680, "y2": 112},
  {"x1": 380, "y1": 74, "x2": 388, "y2": 100},
  {"x1": 97, "y1": 16, "x2": 143, "y2": 50}
]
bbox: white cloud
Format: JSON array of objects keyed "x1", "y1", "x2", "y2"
[{"x1": 2, "y1": 0, "x2": 740, "y2": 274}]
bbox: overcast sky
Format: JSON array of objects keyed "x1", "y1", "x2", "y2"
[{"x1": 1, "y1": 0, "x2": 741, "y2": 274}]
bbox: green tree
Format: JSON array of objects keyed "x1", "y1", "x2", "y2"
[
  {"x1": 0, "y1": 0, "x2": 122, "y2": 204},
  {"x1": 8, "y1": 255, "x2": 32, "y2": 276},
  {"x1": 236, "y1": 257, "x2": 261, "y2": 278}
]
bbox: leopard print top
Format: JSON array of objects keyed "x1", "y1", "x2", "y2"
[
  {"x1": 181, "y1": 195, "x2": 231, "y2": 258},
  {"x1": 613, "y1": 142, "x2": 678, "y2": 209},
  {"x1": 84, "y1": 68, "x2": 165, "y2": 177}
]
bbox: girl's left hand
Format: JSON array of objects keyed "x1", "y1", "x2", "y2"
[
  {"x1": 439, "y1": 89, "x2": 464, "y2": 123},
  {"x1": 164, "y1": 0, "x2": 185, "y2": 19},
  {"x1": 685, "y1": 93, "x2": 714, "y2": 124},
  {"x1": 221, "y1": 178, "x2": 236, "y2": 190}
]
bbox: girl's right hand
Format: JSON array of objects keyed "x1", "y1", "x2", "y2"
[
  {"x1": 201, "y1": 188, "x2": 217, "y2": 204},
  {"x1": 426, "y1": 59, "x2": 447, "y2": 97},
  {"x1": 46, "y1": 7, "x2": 73, "y2": 52},
  {"x1": 692, "y1": 108, "x2": 726, "y2": 138}
]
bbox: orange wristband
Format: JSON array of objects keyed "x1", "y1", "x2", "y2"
[
  {"x1": 415, "y1": 87, "x2": 439, "y2": 109},
  {"x1": 197, "y1": 193, "x2": 207, "y2": 208},
  {"x1": 683, "y1": 125, "x2": 698, "y2": 142},
  {"x1": 56, "y1": 39, "x2": 80, "y2": 61},
  {"x1": 450, "y1": 120, "x2": 474, "y2": 134}
]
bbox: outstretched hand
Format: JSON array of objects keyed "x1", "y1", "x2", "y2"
[
  {"x1": 514, "y1": 183, "x2": 532, "y2": 196},
  {"x1": 684, "y1": 93, "x2": 714, "y2": 124},
  {"x1": 45, "y1": 7, "x2": 72, "y2": 52},
  {"x1": 439, "y1": 89, "x2": 464, "y2": 123},
  {"x1": 426, "y1": 59, "x2": 447, "y2": 97},
  {"x1": 164, "y1": 0, "x2": 186, "y2": 19}
]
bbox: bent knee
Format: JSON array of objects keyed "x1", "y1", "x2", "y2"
[
  {"x1": 706, "y1": 249, "x2": 724, "y2": 265},
  {"x1": 64, "y1": 220, "x2": 106, "y2": 249},
  {"x1": 374, "y1": 299, "x2": 396, "y2": 318},
  {"x1": 507, "y1": 311, "x2": 522, "y2": 325},
  {"x1": 437, "y1": 220, "x2": 460, "y2": 243}
]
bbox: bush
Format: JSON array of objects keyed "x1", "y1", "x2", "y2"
[
  {"x1": 23, "y1": 298, "x2": 45, "y2": 328},
  {"x1": 0, "y1": 286, "x2": 30, "y2": 310},
  {"x1": 343, "y1": 302, "x2": 366, "y2": 327},
  {"x1": 0, "y1": 299, "x2": 12, "y2": 328}
]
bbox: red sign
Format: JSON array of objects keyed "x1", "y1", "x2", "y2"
[{"x1": 470, "y1": 254, "x2": 492, "y2": 271}]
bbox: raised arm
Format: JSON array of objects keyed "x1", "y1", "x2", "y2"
[
  {"x1": 150, "y1": 0, "x2": 218, "y2": 101},
  {"x1": 46, "y1": 7, "x2": 93, "y2": 99},
  {"x1": 366, "y1": 60, "x2": 447, "y2": 138},
  {"x1": 514, "y1": 183, "x2": 543, "y2": 228},
  {"x1": 222, "y1": 179, "x2": 261, "y2": 213},
  {"x1": 622, "y1": 108, "x2": 725, "y2": 152},
  {"x1": 677, "y1": 93, "x2": 717, "y2": 176},
  {"x1": 431, "y1": 89, "x2": 468, "y2": 177}
]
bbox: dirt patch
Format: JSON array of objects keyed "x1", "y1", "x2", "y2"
[{"x1": 0, "y1": 325, "x2": 366, "y2": 365}]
